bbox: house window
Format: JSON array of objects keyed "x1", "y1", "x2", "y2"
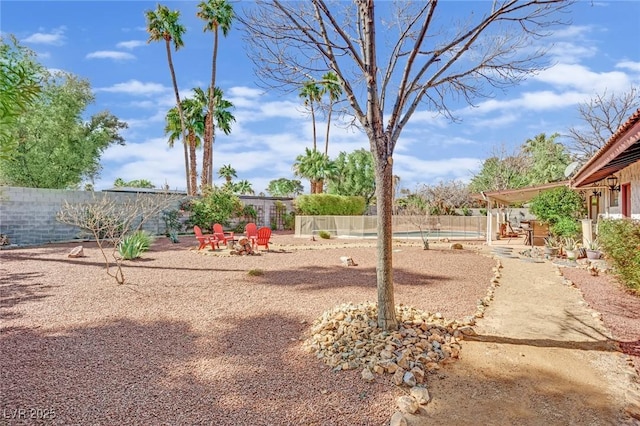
[
  {"x1": 621, "y1": 183, "x2": 631, "y2": 217},
  {"x1": 609, "y1": 189, "x2": 619, "y2": 207}
]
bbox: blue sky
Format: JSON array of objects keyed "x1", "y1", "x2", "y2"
[{"x1": 2, "y1": 1, "x2": 639, "y2": 194}]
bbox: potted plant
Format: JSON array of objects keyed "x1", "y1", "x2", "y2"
[
  {"x1": 563, "y1": 237, "x2": 578, "y2": 260},
  {"x1": 544, "y1": 236, "x2": 560, "y2": 257},
  {"x1": 585, "y1": 239, "x2": 601, "y2": 260}
]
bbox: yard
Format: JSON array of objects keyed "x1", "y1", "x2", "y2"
[{"x1": 1, "y1": 233, "x2": 638, "y2": 424}]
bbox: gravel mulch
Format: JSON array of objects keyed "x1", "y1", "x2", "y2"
[
  {"x1": 561, "y1": 267, "x2": 640, "y2": 375},
  {"x1": 1, "y1": 234, "x2": 494, "y2": 425}
]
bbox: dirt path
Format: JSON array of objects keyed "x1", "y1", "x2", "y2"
[{"x1": 404, "y1": 251, "x2": 640, "y2": 426}]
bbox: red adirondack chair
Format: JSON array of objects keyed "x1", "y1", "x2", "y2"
[
  {"x1": 244, "y1": 222, "x2": 258, "y2": 249},
  {"x1": 255, "y1": 227, "x2": 272, "y2": 250},
  {"x1": 194, "y1": 225, "x2": 219, "y2": 250},
  {"x1": 212, "y1": 223, "x2": 234, "y2": 246}
]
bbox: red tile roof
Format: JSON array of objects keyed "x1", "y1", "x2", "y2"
[{"x1": 571, "y1": 108, "x2": 640, "y2": 187}]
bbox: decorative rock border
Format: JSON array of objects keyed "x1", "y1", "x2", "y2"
[{"x1": 302, "y1": 252, "x2": 504, "y2": 425}]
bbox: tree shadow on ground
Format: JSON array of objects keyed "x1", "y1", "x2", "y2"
[
  {"x1": 0, "y1": 252, "x2": 247, "y2": 274},
  {"x1": 207, "y1": 312, "x2": 397, "y2": 424},
  {"x1": 407, "y1": 343, "x2": 627, "y2": 426},
  {"x1": 0, "y1": 315, "x2": 396, "y2": 425},
  {"x1": 0, "y1": 270, "x2": 53, "y2": 318},
  {"x1": 250, "y1": 264, "x2": 452, "y2": 291},
  {"x1": 467, "y1": 310, "x2": 625, "y2": 353}
]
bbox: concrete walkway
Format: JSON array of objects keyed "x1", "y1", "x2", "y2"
[{"x1": 404, "y1": 249, "x2": 640, "y2": 426}]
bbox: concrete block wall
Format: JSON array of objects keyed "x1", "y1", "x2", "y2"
[
  {"x1": 0, "y1": 187, "x2": 295, "y2": 247},
  {"x1": 0, "y1": 187, "x2": 185, "y2": 246}
]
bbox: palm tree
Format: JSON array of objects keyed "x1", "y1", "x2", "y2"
[
  {"x1": 145, "y1": 5, "x2": 190, "y2": 194},
  {"x1": 165, "y1": 97, "x2": 205, "y2": 194},
  {"x1": 197, "y1": 0, "x2": 234, "y2": 185},
  {"x1": 234, "y1": 179, "x2": 254, "y2": 195},
  {"x1": 299, "y1": 81, "x2": 322, "y2": 152},
  {"x1": 193, "y1": 86, "x2": 235, "y2": 189},
  {"x1": 292, "y1": 148, "x2": 336, "y2": 194},
  {"x1": 320, "y1": 72, "x2": 343, "y2": 155},
  {"x1": 218, "y1": 164, "x2": 236, "y2": 184}
]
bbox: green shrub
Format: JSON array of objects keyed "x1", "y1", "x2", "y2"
[
  {"x1": 283, "y1": 211, "x2": 295, "y2": 230},
  {"x1": 318, "y1": 230, "x2": 331, "y2": 239},
  {"x1": 118, "y1": 230, "x2": 155, "y2": 260},
  {"x1": 551, "y1": 216, "x2": 580, "y2": 238},
  {"x1": 530, "y1": 186, "x2": 585, "y2": 236},
  {"x1": 169, "y1": 231, "x2": 179, "y2": 243},
  {"x1": 598, "y1": 219, "x2": 640, "y2": 293},
  {"x1": 185, "y1": 186, "x2": 243, "y2": 231},
  {"x1": 232, "y1": 221, "x2": 249, "y2": 234},
  {"x1": 240, "y1": 205, "x2": 257, "y2": 222},
  {"x1": 294, "y1": 194, "x2": 366, "y2": 215},
  {"x1": 162, "y1": 209, "x2": 182, "y2": 237},
  {"x1": 248, "y1": 268, "x2": 264, "y2": 276}
]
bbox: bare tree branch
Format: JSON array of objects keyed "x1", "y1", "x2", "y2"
[
  {"x1": 566, "y1": 86, "x2": 640, "y2": 162},
  {"x1": 56, "y1": 192, "x2": 183, "y2": 285},
  {"x1": 239, "y1": 0, "x2": 572, "y2": 330}
]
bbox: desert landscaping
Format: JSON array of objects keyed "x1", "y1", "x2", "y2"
[{"x1": 1, "y1": 233, "x2": 639, "y2": 425}]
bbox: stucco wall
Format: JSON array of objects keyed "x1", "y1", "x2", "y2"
[{"x1": 620, "y1": 161, "x2": 640, "y2": 219}]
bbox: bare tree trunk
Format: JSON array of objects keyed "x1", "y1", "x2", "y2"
[
  {"x1": 241, "y1": 0, "x2": 571, "y2": 330},
  {"x1": 374, "y1": 143, "x2": 397, "y2": 330}
]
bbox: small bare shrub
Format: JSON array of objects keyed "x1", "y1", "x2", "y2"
[{"x1": 57, "y1": 192, "x2": 182, "y2": 284}]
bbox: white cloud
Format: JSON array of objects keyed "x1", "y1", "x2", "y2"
[
  {"x1": 549, "y1": 25, "x2": 593, "y2": 40},
  {"x1": 409, "y1": 109, "x2": 450, "y2": 127},
  {"x1": 95, "y1": 79, "x2": 167, "y2": 96},
  {"x1": 258, "y1": 100, "x2": 305, "y2": 119},
  {"x1": 545, "y1": 42, "x2": 597, "y2": 64},
  {"x1": 616, "y1": 61, "x2": 640, "y2": 73},
  {"x1": 393, "y1": 155, "x2": 483, "y2": 188},
  {"x1": 533, "y1": 63, "x2": 632, "y2": 93},
  {"x1": 99, "y1": 137, "x2": 187, "y2": 190},
  {"x1": 22, "y1": 26, "x2": 66, "y2": 46},
  {"x1": 228, "y1": 86, "x2": 264, "y2": 98},
  {"x1": 86, "y1": 51, "x2": 136, "y2": 61},
  {"x1": 116, "y1": 40, "x2": 146, "y2": 50}
]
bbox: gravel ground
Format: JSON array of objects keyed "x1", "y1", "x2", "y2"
[
  {"x1": 1, "y1": 233, "x2": 495, "y2": 425},
  {"x1": 561, "y1": 267, "x2": 640, "y2": 375}
]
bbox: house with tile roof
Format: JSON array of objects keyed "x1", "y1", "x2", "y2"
[{"x1": 571, "y1": 108, "x2": 640, "y2": 220}]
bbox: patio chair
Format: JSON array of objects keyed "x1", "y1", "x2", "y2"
[
  {"x1": 212, "y1": 223, "x2": 234, "y2": 246},
  {"x1": 255, "y1": 227, "x2": 272, "y2": 250},
  {"x1": 194, "y1": 225, "x2": 219, "y2": 250},
  {"x1": 244, "y1": 222, "x2": 258, "y2": 249}
]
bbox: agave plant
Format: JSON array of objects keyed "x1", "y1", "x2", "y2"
[
  {"x1": 586, "y1": 239, "x2": 600, "y2": 251},
  {"x1": 118, "y1": 230, "x2": 155, "y2": 260},
  {"x1": 563, "y1": 237, "x2": 577, "y2": 251}
]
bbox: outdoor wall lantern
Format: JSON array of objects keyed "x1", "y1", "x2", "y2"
[{"x1": 607, "y1": 175, "x2": 620, "y2": 192}]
